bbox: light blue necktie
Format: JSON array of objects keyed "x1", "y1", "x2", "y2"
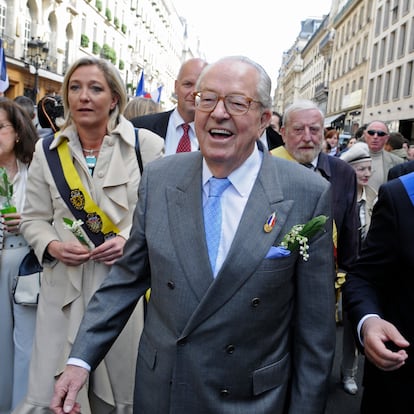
[{"x1": 204, "y1": 177, "x2": 231, "y2": 274}]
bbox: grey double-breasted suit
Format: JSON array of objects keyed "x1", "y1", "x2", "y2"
[{"x1": 71, "y1": 149, "x2": 336, "y2": 414}]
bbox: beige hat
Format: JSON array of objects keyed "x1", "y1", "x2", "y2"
[{"x1": 340, "y1": 142, "x2": 371, "y2": 164}]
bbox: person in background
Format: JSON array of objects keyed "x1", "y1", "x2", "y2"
[
  {"x1": 324, "y1": 129, "x2": 340, "y2": 156},
  {"x1": 131, "y1": 58, "x2": 207, "y2": 155},
  {"x1": 363, "y1": 121, "x2": 403, "y2": 192},
  {"x1": 123, "y1": 97, "x2": 165, "y2": 167},
  {"x1": 343, "y1": 171, "x2": 414, "y2": 413},
  {"x1": 271, "y1": 100, "x2": 359, "y2": 396},
  {"x1": 36, "y1": 94, "x2": 64, "y2": 139},
  {"x1": 259, "y1": 111, "x2": 284, "y2": 151},
  {"x1": 384, "y1": 131, "x2": 408, "y2": 161},
  {"x1": 407, "y1": 145, "x2": 414, "y2": 161},
  {"x1": 13, "y1": 96, "x2": 37, "y2": 127},
  {"x1": 123, "y1": 96, "x2": 160, "y2": 119},
  {"x1": 272, "y1": 100, "x2": 358, "y2": 275},
  {"x1": 0, "y1": 98, "x2": 38, "y2": 412},
  {"x1": 339, "y1": 142, "x2": 377, "y2": 395},
  {"x1": 50, "y1": 56, "x2": 335, "y2": 414},
  {"x1": 14, "y1": 57, "x2": 151, "y2": 414}
]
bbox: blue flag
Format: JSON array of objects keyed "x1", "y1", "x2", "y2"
[
  {"x1": 135, "y1": 70, "x2": 145, "y2": 97},
  {"x1": 0, "y1": 39, "x2": 9, "y2": 93}
]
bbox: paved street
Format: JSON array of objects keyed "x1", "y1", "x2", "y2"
[{"x1": 325, "y1": 324, "x2": 364, "y2": 414}]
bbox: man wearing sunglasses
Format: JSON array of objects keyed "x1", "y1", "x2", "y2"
[{"x1": 363, "y1": 121, "x2": 403, "y2": 192}]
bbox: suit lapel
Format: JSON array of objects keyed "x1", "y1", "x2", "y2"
[
  {"x1": 180, "y1": 151, "x2": 295, "y2": 337},
  {"x1": 166, "y1": 154, "x2": 214, "y2": 301}
]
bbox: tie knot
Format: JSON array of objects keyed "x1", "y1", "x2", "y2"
[
  {"x1": 182, "y1": 123, "x2": 190, "y2": 134},
  {"x1": 208, "y1": 177, "x2": 230, "y2": 197}
]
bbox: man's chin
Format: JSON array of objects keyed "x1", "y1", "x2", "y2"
[{"x1": 293, "y1": 150, "x2": 318, "y2": 164}]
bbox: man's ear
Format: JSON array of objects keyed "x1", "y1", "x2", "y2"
[{"x1": 260, "y1": 110, "x2": 272, "y2": 131}]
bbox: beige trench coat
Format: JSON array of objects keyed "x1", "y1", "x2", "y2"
[{"x1": 15, "y1": 117, "x2": 163, "y2": 414}]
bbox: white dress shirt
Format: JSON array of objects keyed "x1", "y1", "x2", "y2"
[
  {"x1": 202, "y1": 145, "x2": 263, "y2": 276},
  {"x1": 164, "y1": 109, "x2": 198, "y2": 155}
]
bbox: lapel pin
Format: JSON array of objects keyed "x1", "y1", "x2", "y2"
[{"x1": 264, "y1": 212, "x2": 277, "y2": 233}]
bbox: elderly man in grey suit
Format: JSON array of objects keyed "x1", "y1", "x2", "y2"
[{"x1": 51, "y1": 56, "x2": 336, "y2": 414}]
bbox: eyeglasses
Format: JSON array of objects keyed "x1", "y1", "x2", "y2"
[
  {"x1": 193, "y1": 91, "x2": 262, "y2": 116},
  {"x1": 0, "y1": 123, "x2": 13, "y2": 131},
  {"x1": 366, "y1": 129, "x2": 388, "y2": 137}
]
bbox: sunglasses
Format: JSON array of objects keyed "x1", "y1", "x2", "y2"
[{"x1": 367, "y1": 129, "x2": 388, "y2": 137}]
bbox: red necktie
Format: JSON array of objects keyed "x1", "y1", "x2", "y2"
[{"x1": 176, "y1": 123, "x2": 191, "y2": 153}]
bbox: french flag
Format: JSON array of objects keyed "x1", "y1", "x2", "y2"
[{"x1": 0, "y1": 39, "x2": 9, "y2": 93}]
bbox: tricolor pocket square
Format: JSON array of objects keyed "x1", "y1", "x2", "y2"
[{"x1": 265, "y1": 246, "x2": 291, "y2": 259}]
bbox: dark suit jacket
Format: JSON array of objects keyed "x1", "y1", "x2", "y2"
[
  {"x1": 343, "y1": 173, "x2": 414, "y2": 410},
  {"x1": 131, "y1": 109, "x2": 174, "y2": 139},
  {"x1": 70, "y1": 150, "x2": 336, "y2": 414},
  {"x1": 316, "y1": 152, "x2": 359, "y2": 272},
  {"x1": 265, "y1": 127, "x2": 284, "y2": 151},
  {"x1": 387, "y1": 159, "x2": 414, "y2": 180}
]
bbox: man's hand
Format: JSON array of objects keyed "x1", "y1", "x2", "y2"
[
  {"x1": 50, "y1": 365, "x2": 89, "y2": 414},
  {"x1": 362, "y1": 316, "x2": 409, "y2": 371}
]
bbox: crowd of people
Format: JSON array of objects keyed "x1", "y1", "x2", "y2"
[{"x1": 0, "y1": 54, "x2": 413, "y2": 414}]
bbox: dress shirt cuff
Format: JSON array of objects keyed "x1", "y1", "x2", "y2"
[
  {"x1": 357, "y1": 314, "x2": 380, "y2": 346},
  {"x1": 67, "y1": 357, "x2": 91, "y2": 372}
]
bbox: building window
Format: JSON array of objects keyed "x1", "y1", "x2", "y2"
[
  {"x1": 391, "y1": 0, "x2": 399, "y2": 23},
  {"x1": 393, "y1": 66, "x2": 401, "y2": 99},
  {"x1": 402, "y1": 0, "x2": 410, "y2": 14},
  {"x1": 384, "y1": 71, "x2": 391, "y2": 102},
  {"x1": 367, "y1": 78, "x2": 374, "y2": 107},
  {"x1": 0, "y1": 0, "x2": 6, "y2": 38},
  {"x1": 359, "y1": 5, "x2": 365, "y2": 28},
  {"x1": 375, "y1": 6, "x2": 382, "y2": 37},
  {"x1": 398, "y1": 23, "x2": 407, "y2": 57},
  {"x1": 371, "y1": 43, "x2": 378, "y2": 71},
  {"x1": 403, "y1": 60, "x2": 413, "y2": 97},
  {"x1": 383, "y1": 0, "x2": 390, "y2": 30},
  {"x1": 388, "y1": 30, "x2": 396, "y2": 62},
  {"x1": 410, "y1": 17, "x2": 414, "y2": 52},
  {"x1": 375, "y1": 75, "x2": 382, "y2": 105},
  {"x1": 355, "y1": 41, "x2": 360, "y2": 65},
  {"x1": 379, "y1": 37, "x2": 386, "y2": 68}
]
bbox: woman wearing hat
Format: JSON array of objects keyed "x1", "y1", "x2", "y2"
[{"x1": 339, "y1": 142, "x2": 377, "y2": 395}]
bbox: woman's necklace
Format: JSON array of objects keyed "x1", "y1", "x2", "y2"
[{"x1": 82, "y1": 147, "x2": 100, "y2": 175}]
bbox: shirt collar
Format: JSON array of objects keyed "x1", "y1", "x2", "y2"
[
  {"x1": 171, "y1": 108, "x2": 195, "y2": 133},
  {"x1": 203, "y1": 145, "x2": 263, "y2": 197}
]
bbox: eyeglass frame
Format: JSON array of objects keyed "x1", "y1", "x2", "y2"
[
  {"x1": 366, "y1": 129, "x2": 388, "y2": 137},
  {"x1": 0, "y1": 123, "x2": 13, "y2": 131},
  {"x1": 193, "y1": 91, "x2": 263, "y2": 116}
]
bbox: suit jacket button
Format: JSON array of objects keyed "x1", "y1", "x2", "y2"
[
  {"x1": 225, "y1": 344, "x2": 235, "y2": 354},
  {"x1": 251, "y1": 297, "x2": 260, "y2": 307},
  {"x1": 167, "y1": 280, "x2": 175, "y2": 289},
  {"x1": 220, "y1": 388, "x2": 230, "y2": 397}
]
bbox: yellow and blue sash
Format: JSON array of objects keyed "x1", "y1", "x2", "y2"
[
  {"x1": 42, "y1": 136, "x2": 119, "y2": 246},
  {"x1": 399, "y1": 171, "x2": 414, "y2": 206}
]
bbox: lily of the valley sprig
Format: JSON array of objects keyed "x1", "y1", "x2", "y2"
[
  {"x1": 62, "y1": 217, "x2": 94, "y2": 249},
  {"x1": 280, "y1": 215, "x2": 328, "y2": 261}
]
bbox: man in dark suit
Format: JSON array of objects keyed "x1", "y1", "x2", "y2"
[
  {"x1": 387, "y1": 159, "x2": 414, "y2": 180},
  {"x1": 271, "y1": 100, "x2": 358, "y2": 274},
  {"x1": 51, "y1": 56, "x2": 336, "y2": 414},
  {"x1": 263, "y1": 111, "x2": 284, "y2": 150},
  {"x1": 131, "y1": 58, "x2": 207, "y2": 155},
  {"x1": 343, "y1": 173, "x2": 414, "y2": 413},
  {"x1": 271, "y1": 100, "x2": 359, "y2": 394}
]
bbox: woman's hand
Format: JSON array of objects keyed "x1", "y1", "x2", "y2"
[
  {"x1": 89, "y1": 236, "x2": 126, "y2": 266},
  {"x1": 47, "y1": 240, "x2": 91, "y2": 266},
  {"x1": 1, "y1": 211, "x2": 22, "y2": 233}
]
